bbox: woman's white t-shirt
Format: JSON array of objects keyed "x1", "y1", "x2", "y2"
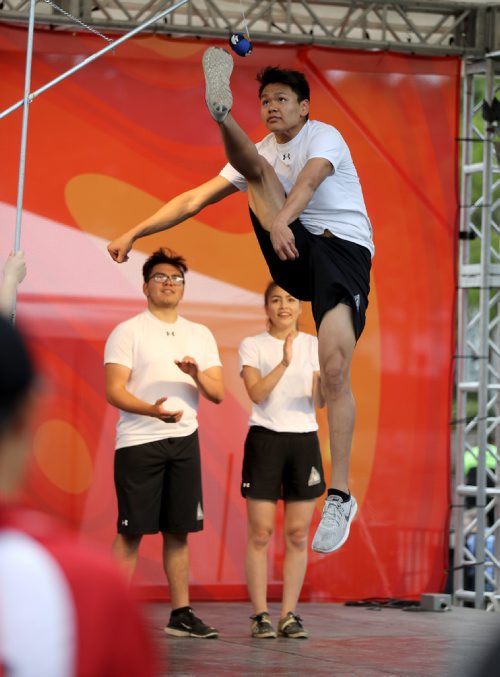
[{"x1": 238, "y1": 331, "x2": 320, "y2": 433}]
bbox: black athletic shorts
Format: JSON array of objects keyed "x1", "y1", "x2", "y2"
[
  {"x1": 241, "y1": 426, "x2": 326, "y2": 501},
  {"x1": 114, "y1": 431, "x2": 203, "y2": 535},
  {"x1": 249, "y1": 209, "x2": 371, "y2": 340}
]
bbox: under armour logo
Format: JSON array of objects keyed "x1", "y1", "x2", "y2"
[
  {"x1": 121, "y1": 519, "x2": 128, "y2": 526},
  {"x1": 282, "y1": 153, "x2": 291, "y2": 160},
  {"x1": 166, "y1": 331, "x2": 175, "y2": 336}
]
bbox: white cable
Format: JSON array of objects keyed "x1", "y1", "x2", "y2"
[
  {"x1": 238, "y1": 0, "x2": 250, "y2": 39},
  {"x1": 42, "y1": 0, "x2": 113, "y2": 44}
]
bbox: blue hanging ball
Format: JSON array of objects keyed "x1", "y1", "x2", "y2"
[{"x1": 229, "y1": 32, "x2": 253, "y2": 57}]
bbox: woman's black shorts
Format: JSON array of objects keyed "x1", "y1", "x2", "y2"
[{"x1": 241, "y1": 426, "x2": 326, "y2": 502}]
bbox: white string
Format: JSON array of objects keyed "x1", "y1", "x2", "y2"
[
  {"x1": 238, "y1": 0, "x2": 250, "y2": 39},
  {"x1": 42, "y1": 0, "x2": 114, "y2": 44}
]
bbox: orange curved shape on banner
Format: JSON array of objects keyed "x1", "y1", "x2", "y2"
[{"x1": 33, "y1": 420, "x2": 93, "y2": 495}]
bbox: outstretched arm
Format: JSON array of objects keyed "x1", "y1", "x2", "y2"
[
  {"x1": 269, "y1": 157, "x2": 332, "y2": 261},
  {"x1": 107, "y1": 176, "x2": 238, "y2": 262}
]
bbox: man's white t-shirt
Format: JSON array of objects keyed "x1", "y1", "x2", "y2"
[
  {"x1": 104, "y1": 311, "x2": 222, "y2": 448},
  {"x1": 220, "y1": 119, "x2": 374, "y2": 257},
  {"x1": 239, "y1": 331, "x2": 319, "y2": 433}
]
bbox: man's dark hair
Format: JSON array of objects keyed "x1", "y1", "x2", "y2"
[
  {"x1": 257, "y1": 66, "x2": 310, "y2": 103},
  {"x1": 0, "y1": 315, "x2": 35, "y2": 433},
  {"x1": 142, "y1": 248, "x2": 188, "y2": 283}
]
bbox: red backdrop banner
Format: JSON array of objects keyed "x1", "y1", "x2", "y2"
[{"x1": 0, "y1": 25, "x2": 460, "y2": 601}]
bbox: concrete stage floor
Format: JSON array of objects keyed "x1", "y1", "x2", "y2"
[{"x1": 143, "y1": 601, "x2": 500, "y2": 676}]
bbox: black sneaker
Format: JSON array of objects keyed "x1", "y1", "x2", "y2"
[
  {"x1": 277, "y1": 612, "x2": 308, "y2": 639},
  {"x1": 250, "y1": 612, "x2": 277, "y2": 639},
  {"x1": 164, "y1": 607, "x2": 219, "y2": 639}
]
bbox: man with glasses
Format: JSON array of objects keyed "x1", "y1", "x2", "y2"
[{"x1": 104, "y1": 247, "x2": 224, "y2": 638}]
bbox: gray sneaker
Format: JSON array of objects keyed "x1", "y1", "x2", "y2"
[
  {"x1": 202, "y1": 47, "x2": 233, "y2": 122},
  {"x1": 312, "y1": 495, "x2": 358, "y2": 554}
]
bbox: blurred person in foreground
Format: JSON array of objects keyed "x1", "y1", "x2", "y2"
[{"x1": 0, "y1": 315, "x2": 156, "y2": 676}]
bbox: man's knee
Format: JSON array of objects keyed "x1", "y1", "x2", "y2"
[{"x1": 321, "y1": 351, "x2": 351, "y2": 399}]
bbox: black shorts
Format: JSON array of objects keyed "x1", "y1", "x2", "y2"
[
  {"x1": 114, "y1": 431, "x2": 203, "y2": 535},
  {"x1": 250, "y1": 210, "x2": 371, "y2": 340},
  {"x1": 241, "y1": 426, "x2": 326, "y2": 501}
]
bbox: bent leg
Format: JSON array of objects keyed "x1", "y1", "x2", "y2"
[
  {"x1": 281, "y1": 500, "x2": 316, "y2": 617},
  {"x1": 163, "y1": 532, "x2": 190, "y2": 609},
  {"x1": 246, "y1": 498, "x2": 276, "y2": 615},
  {"x1": 317, "y1": 303, "x2": 356, "y2": 492},
  {"x1": 219, "y1": 116, "x2": 286, "y2": 229},
  {"x1": 203, "y1": 50, "x2": 285, "y2": 228},
  {"x1": 311, "y1": 303, "x2": 359, "y2": 554}
]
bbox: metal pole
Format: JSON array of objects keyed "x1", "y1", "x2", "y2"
[
  {"x1": 453, "y1": 64, "x2": 473, "y2": 604},
  {"x1": 10, "y1": 0, "x2": 37, "y2": 324},
  {"x1": 474, "y1": 57, "x2": 495, "y2": 607},
  {"x1": 0, "y1": 0, "x2": 191, "y2": 121}
]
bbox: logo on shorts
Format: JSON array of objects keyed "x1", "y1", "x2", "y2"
[
  {"x1": 307, "y1": 466, "x2": 321, "y2": 486},
  {"x1": 242, "y1": 482, "x2": 250, "y2": 489},
  {"x1": 353, "y1": 294, "x2": 360, "y2": 311},
  {"x1": 121, "y1": 519, "x2": 129, "y2": 526},
  {"x1": 197, "y1": 503, "x2": 204, "y2": 520}
]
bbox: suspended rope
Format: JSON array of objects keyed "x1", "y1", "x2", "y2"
[
  {"x1": 42, "y1": 0, "x2": 114, "y2": 44},
  {"x1": 238, "y1": 0, "x2": 250, "y2": 40}
]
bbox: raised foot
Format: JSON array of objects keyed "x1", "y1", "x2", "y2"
[{"x1": 202, "y1": 47, "x2": 234, "y2": 122}]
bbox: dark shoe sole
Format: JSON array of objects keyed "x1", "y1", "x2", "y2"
[{"x1": 278, "y1": 631, "x2": 308, "y2": 639}]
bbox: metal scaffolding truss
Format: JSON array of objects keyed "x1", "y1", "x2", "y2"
[
  {"x1": 453, "y1": 56, "x2": 500, "y2": 609},
  {"x1": 1, "y1": 0, "x2": 500, "y2": 56}
]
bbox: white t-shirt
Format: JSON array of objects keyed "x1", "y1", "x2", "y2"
[
  {"x1": 104, "y1": 311, "x2": 222, "y2": 448},
  {"x1": 239, "y1": 331, "x2": 320, "y2": 433},
  {"x1": 220, "y1": 119, "x2": 374, "y2": 257}
]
